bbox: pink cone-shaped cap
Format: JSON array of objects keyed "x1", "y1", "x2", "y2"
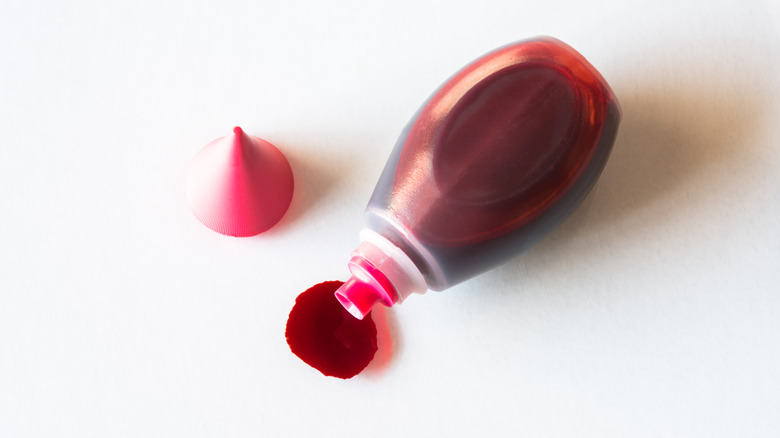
[{"x1": 186, "y1": 127, "x2": 294, "y2": 237}]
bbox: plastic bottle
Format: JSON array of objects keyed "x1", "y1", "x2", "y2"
[{"x1": 334, "y1": 37, "x2": 622, "y2": 319}]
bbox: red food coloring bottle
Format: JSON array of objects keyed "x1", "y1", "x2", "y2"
[
  {"x1": 334, "y1": 37, "x2": 621, "y2": 319},
  {"x1": 287, "y1": 37, "x2": 621, "y2": 378}
]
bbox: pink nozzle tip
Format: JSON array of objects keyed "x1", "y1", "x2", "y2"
[
  {"x1": 334, "y1": 275, "x2": 394, "y2": 320},
  {"x1": 185, "y1": 127, "x2": 294, "y2": 237}
]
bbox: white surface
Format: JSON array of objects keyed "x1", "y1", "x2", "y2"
[{"x1": 1, "y1": 0, "x2": 779, "y2": 436}]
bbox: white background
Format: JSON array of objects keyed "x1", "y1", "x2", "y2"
[{"x1": 1, "y1": 0, "x2": 779, "y2": 436}]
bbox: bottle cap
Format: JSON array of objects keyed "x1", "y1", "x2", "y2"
[{"x1": 186, "y1": 127, "x2": 294, "y2": 237}]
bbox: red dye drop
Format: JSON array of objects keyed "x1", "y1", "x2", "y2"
[{"x1": 285, "y1": 281, "x2": 378, "y2": 379}]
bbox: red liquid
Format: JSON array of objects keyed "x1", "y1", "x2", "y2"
[
  {"x1": 365, "y1": 38, "x2": 621, "y2": 289},
  {"x1": 285, "y1": 281, "x2": 378, "y2": 379}
]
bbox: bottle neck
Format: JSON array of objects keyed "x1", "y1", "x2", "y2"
[{"x1": 334, "y1": 229, "x2": 428, "y2": 319}]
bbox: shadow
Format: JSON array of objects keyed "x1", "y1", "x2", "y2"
[
  {"x1": 593, "y1": 87, "x2": 757, "y2": 232},
  {"x1": 255, "y1": 138, "x2": 342, "y2": 237},
  {"x1": 361, "y1": 306, "x2": 401, "y2": 378}
]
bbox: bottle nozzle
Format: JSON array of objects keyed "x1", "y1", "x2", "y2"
[
  {"x1": 334, "y1": 277, "x2": 385, "y2": 320},
  {"x1": 334, "y1": 256, "x2": 397, "y2": 320},
  {"x1": 334, "y1": 230, "x2": 429, "y2": 318}
]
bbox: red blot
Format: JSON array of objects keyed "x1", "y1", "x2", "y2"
[{"x1": 285, "y1": 281, "x2": 378, "y2": 379}]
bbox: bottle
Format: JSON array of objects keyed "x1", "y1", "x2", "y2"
[{"x1": 334, "y1": 36, "x2": 622, "y2": 319}]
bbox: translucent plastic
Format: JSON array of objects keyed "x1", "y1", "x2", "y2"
[
  {"x1": 186, "y1": 127, "x2": 294, "y2": 237},
  {"x1": 363, "y1": 37, "x2": 622, "y2": 290}
]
